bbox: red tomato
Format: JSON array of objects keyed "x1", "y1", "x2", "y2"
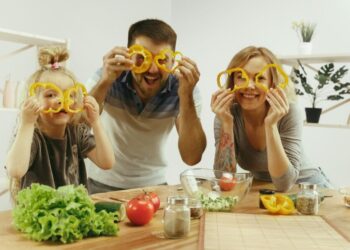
[
  {"x1": 138, "y1": 191, "x2": 160, "y2": 212},
  {"x1": 219, "y1": 176, "x2": 237, "y2": 191},
  {"x1": 126, "y1": 197, "x2": 154, "y2": 226}
]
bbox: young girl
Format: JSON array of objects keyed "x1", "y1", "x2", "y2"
[
  {"x1": 5, "y1": 47, "x2": 115, "y2": 194},
  {"x1": 211, "y1": 46, "x2": 331, "y2": 192}
]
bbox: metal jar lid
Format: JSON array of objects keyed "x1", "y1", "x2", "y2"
[
  {"x1": 299, "y1": 182, "x2": 317, "y2": 190},
  {"x1": 259, "y1": 189, "x2": 275, "y2": 195},
  {"x1": 167, "y1": 196, "x2": 189, "y2": 205}
]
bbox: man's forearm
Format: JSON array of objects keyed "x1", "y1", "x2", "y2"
[
  {"x1": 89, "y1": 80, "x2": 112, "y2": 112},
  {"x1": 177, "y1": 94, "x2": 206, "y2": 165}
]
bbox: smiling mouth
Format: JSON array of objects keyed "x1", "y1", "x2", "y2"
[
  {"x1": 143, "y1": 75, "x2": 160, "y2": 86},
  {"x1": 240, "y1": 92, "x2": 260, "y2": 99}
]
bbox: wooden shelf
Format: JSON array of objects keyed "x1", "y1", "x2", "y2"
[
  {"x1": 0, "y1": 28, "x2": 66, "y2": 46},
  {"x1": 278, "y1": 53, "x2": 350, "y2": 67},
  {"x1": 303, "y1": 122, "x2": 350, "y2": 129}
]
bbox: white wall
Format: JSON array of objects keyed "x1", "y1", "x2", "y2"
[
  {"x1": 167, "y1": 0, "x2": 350, "y2": 186},
  {"x1": 0, "y1": 0, "x2": 349, "y2": 211}
]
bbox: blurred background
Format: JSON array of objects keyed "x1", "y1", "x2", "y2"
[{"x1": 0, "y1": 0, "x2": 349, "y2": 210}]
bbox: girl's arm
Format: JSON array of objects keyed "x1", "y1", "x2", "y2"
[
  {"x1": 84, "y1": 96, "x2": 115, "y2": 169},
  {"x1": 6, "y1": 98, "x2": 41, "y2": 178},
  {"x1": 211, "y1": 90, "x2": 236, "y2": 173}
]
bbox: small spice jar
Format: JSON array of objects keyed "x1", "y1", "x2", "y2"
[
  {"x1": 188, "y1": 198, "x2": 203, "y2": 219},
  {"x1": 163, "y1": 196, "x2": 191, "y2": 238},
  {"x1": 296, "y1": 183, "x2": 319, "y2": 215},
  {"x1": 259, "y1": 189, "x2": 275, "y2": 209}
]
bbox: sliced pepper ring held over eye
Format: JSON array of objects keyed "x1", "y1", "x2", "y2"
[
  {"x1": 29, "y1": 82, "x2": 64, "y2": 113},
  {"x1": 216, "y1": 68, "x2": 249, "y2": 93},
  {"x1": 260, "y1": 194, "x2": 296, "y2": 215},
  {"x1": 255, "y1": 64, "x2": 289, "y2": 92},
  {"x1": 154, "y1": 48, "x2": 183, "y2": 73},
  {"x1": 128, "y1": 44, "x2": 153, "y2": 74},
  {"x1": 63, "y1": 83, "x2": 88, "y2": 113}
]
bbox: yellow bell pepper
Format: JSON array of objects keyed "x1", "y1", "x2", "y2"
[{"x1": 260, "y1": 194, "x2": 296, "y2": 215}]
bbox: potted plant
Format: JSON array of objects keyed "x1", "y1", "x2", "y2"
[
  {"x1": 292, "y1": 63, "x2": 350, "y2": 123},
  {"x1": 292, "y1": 21, "x2": 316, "y2": 54}
]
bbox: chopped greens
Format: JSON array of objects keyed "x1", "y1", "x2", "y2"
[
  {"x1": 199, "y1": 193, "x2": 238, "y2": 212},
  {"x1": 13, "y1": 184, "x2": 119, "y2": 243}
]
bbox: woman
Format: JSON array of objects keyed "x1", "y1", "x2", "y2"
[{"x1": 211, "y1": 46, "x2": 331, "y2": 191}]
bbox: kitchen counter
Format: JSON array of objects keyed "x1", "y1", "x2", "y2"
[{"x1": 0, "y1": 181, "x2": 349, "y2": 249}]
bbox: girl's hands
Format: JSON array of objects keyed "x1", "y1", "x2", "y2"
[
  {"x1": 265, "y1": 87, "x2": 289, "y2": 126},
  {"x1": 21, "y1": 97, "x2": 41, "y2": 125},
  {"x1": 211, "y1": 89, "x2": 235, "y2": 125},
  {"x1": 84, "y1": 96, "x2": 100, "y2": 125}
]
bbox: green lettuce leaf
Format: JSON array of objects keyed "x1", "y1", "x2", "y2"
[{"x1": 13, "y1": 184, "x2": 118, "y2": 243}]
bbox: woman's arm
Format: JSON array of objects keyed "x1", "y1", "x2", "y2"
[
  {"x1": 6, "y1": 98, "x2": 40, "y2": 178},
  {"x1": 84, "y1": 96, "x2": 115, "y2": 169},
  {"x1": 265, "y1": 88, "x2": 300, "y2": 191},
  {"x1": 211, "y1": 90, "x2": 236, "y2": 173}
]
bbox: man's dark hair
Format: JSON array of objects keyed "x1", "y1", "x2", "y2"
[{"x1": 128, "y1": 19, "x2": 177, "y2": 50}]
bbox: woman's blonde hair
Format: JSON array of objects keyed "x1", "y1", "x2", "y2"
[{"x1": 226, "y1": 46, "x2": 296, "y2": 102}]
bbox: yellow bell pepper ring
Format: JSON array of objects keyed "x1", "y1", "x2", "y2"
[
  {"x1": 260, "y1": 194, "x2": 296, "y2": 215},
  {"x1": 29, "y1": 82, "x2": 64, "y2": 113},
  {"x1": 154, "y1": 48, "x2": 183, "y2": 73},
  {"x1": 255, "y1": 64, "x2": 289, "y2": 92},
  {"x1": 63, "y1": 83, "x2": 88, "y2": 113},
  {"x1": 216, "y1": 68, "x2": 249, "y2": 93},
  {"x1": 128, "y1": 44, "x2": 153, "y2": 74}
]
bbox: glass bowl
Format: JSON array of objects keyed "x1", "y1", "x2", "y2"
[
  {"x1": 180, "y1": 168, "x2": 253, "y2": 212},
  {"x1": 339, "y1": 187, "x2": 350, "y2": 208}
]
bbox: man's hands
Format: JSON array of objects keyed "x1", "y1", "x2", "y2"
[
  {"x1": 101, "y1": 47, "x2": 134, "y2": 85},
  {"x1": 173, "y1": 56, "x2": 200, "y2": 97}
]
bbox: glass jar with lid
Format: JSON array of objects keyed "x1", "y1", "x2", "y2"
[
  {"x1": 163, "y1": 196, "x2": 191, "y2": 238},
  {"x1": 296, "y1": 183, "x2": 319, "y2": 215}
]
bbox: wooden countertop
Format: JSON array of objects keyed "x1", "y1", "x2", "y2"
[{"x1": 0, "y1": 182, "x2": 349, "y2": 249}]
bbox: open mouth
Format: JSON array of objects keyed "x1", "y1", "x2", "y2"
[
  {"x1": 143, "y1": 75, "x2": 160, "y2": 86},
  {"x1": 240, "y1": 92, "x2": 260, "y2": 99}
]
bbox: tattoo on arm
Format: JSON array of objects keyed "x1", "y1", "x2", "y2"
[{"x1": 214, "y1": 132, "x2": 236, "y2": 173}]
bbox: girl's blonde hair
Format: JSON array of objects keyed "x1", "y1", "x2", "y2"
[
  {"x1": 226, "y1": 46, "x2": 296, "y2": 102},
  {"x1": 29, "y1": 46, "x2": 74, "y2": 82}
]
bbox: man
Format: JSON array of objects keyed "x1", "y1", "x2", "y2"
[{"x1": 87, "y1": 19, "x2": 206, "y2": 193}]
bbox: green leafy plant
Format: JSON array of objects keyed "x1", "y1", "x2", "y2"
[
  {"x1": 292, "y1": 63, "x2": 350, "y2": 108},
  {"x1": 292, "y1": 21, "x2": 316, "y2": 42}
]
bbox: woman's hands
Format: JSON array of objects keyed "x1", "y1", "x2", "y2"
[
  {"x1": 211, "y1": 89, "x2": 235, "y2": 126},
  {"x1": 265, "y1": 87, "x2": 289, "y2": 127}
]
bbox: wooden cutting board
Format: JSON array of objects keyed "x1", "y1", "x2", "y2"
[{"x1": 199, "y1": 212, "x2": 350, "y2": 250}]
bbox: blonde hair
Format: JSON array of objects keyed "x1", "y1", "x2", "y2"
[
  {"x1": 226, "y1": 46, "x2": 296, "y2": 102},
  {"x1": 27, "y1": 46, "x2": 76, "y2": 85}
]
